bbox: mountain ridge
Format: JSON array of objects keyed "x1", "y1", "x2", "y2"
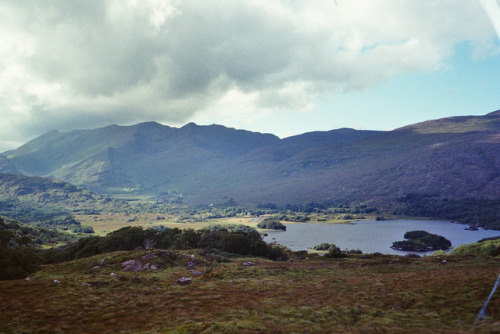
[{"x1": 1, "y1": 110, "x2": 499, "y2": 207}]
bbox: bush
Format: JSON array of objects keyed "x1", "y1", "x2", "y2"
[
  {"x1": 0, "y1": 232, "x2": 41, "y2": 280},
  {"x1": 257, "y1": 218, "x2": 286, "y2": 231},
  {"x1": 70, "y1": 225, "x2": 95, "y2": 234},
  {"x1": 314, "y1": 243, "x2": 333, "y2": 251},
  {"x1": 314, "y1": 243, "x2": 346, "y2": 258},
  {"x1": 451, "y1": 239, "x2": 500, "y2": 256},
  {"x1": 324, "y1": 244, "x2": 345, "y2": 258},
  {"x1": 40, "y1": 225, "x2": 290, "y2": 265}
]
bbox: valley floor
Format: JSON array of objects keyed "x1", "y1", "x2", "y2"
[{"x1": 0, "y1": 251, "x2": 499, "y2": 333}]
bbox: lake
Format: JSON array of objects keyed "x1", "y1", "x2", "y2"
[{"x1": 262, "y1": 220, "x2": 500, "y2": 255}]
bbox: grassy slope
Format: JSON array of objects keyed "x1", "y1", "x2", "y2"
[
  {"x1": 0, "y1": 172, "x2": 126, "y2": 212},
  {"x1": 0, "y1": 250, "x2": 498, "y2": 333}
]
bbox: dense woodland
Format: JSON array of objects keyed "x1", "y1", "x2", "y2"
[{"x1": 394, "y1": 194, "x2": 500, "y2": 229}]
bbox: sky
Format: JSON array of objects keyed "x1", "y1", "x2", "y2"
[{"x1": 0, "y1": 0, "x2": 499, "y2": 151}]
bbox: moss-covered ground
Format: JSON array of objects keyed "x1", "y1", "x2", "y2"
[{"x1": 0, "y1": 250, "x2": 498, "y2": 333}]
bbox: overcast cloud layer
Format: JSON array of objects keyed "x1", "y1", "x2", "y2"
[{"x1": 0, "y1": 0, "x2": 498, "y2": 150}]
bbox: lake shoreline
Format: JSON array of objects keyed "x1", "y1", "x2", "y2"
[{"x1": 263, "y1": 219, "x2": 500, "y2": 255}]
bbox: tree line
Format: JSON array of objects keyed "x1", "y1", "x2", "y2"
[{"x1": 1, "y1": 225, "x2": 288, "y2": 280}]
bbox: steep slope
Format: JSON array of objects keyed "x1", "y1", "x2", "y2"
[{"x1": 1, "y1": 122, "x2": 280, "y2": 194}]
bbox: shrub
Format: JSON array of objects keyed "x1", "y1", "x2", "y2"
[
  {"x1": 324, "y1": 244, "x2": 345, "y2": 258},
  {"x1": 314, "y1": 243, "x2": 333, "y2": 251},
  {"x1": 39, "y1": 225, "x2": 289, "y2": 265},
  {"x1": 314, "y1": 243, "x2": 346, "y2": 258},
  {"x1": 451, "y1": 239, "x2": 500, "y2": 256},
  {"x1": 0, "y1": 233, "x2": 41, "y2": 280},
  {"x1": 257, "y1": 218, "x2": 286, "y2": 231}
]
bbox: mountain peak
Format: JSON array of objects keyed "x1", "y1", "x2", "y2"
[{"x1": 181, "y1": 122, "x2": 198, "y2": 128}]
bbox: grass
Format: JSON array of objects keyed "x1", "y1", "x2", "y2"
[
  {"x1": 1, "y1": 250, "x2": 499, "y2": 333},
  {"x1": 75, "y1": 212, "x2": 357, "y2": 236}
]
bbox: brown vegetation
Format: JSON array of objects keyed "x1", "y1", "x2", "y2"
[{"x1": 0, "y1": 251, "x2": 498, "y2": 333}]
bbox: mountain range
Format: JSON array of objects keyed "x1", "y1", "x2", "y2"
[{"x1": 1, "y1": 110, "x2": 499, "y2": 208}]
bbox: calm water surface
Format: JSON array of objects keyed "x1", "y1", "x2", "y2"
[{"x1": 263, "y1": 220, "x2": 500, "y2": 255}]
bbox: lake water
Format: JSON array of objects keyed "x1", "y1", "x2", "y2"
[{"x1": 262, "y1": 220, "x2": 500, "y2": 255}]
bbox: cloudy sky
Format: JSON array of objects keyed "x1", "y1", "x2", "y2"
[{"x1": 1, "y1": 0, "x2": 499, "y2": 151}]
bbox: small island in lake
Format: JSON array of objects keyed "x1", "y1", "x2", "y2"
[
  {"x1": 391, "y1": 230, "x2": 452, "y2": 252},
  {"x1": 257, "y1": 217, "x2": 286, "y2": 231}
]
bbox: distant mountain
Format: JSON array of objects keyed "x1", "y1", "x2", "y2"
[{"x1": 1, "y1": 110, "x2": 499, "y2": 209}]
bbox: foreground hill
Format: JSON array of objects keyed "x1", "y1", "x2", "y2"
[
  {"x1": 1, "y1": 110, "x2": 499, "y2": 210},
  {"x1": 0, "y1": 249, "x2": 498, "y2": 333}
]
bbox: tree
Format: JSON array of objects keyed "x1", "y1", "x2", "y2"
[
  {"x1": 392, "y1": 230, "x2": 451, "y2": 252},
  {"x1": 257, "y1": 217, "x2": 286, "y2": 231}
]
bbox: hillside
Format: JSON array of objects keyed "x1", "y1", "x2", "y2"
[
  {"x1": 0, "y1": 249, "x2": 498, "y2": 333},
  {"x1": 1, "y1": 110, "x2": 499, "y2": 212},
  {"x1": 0, "y1": 172, "x2": 133, "y2": 232},
  {"x1": 0, "y1": 173, "x2": 124, "y2": 212},
  {"x1": 0, "y1": 215, "x2": 76, "y2": 246}
]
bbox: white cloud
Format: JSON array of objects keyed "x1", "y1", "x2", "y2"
[
  {"x1": 479, "y1": 0, "x2": 500, "y2": 40},
  {"x1": 0, "y1": 0, "x2": 497, "y2": 151}
]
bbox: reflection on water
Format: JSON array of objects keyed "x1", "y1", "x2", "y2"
[{"x1": 263, "y1": 220, "x2": 500, "y2": 255}]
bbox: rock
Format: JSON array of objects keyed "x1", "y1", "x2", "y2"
[
  {"x1": 150, "y1": 264, "x2": 158, "y2": 270},
  {"x1": 82, "y1": 282, "x2": 91, "y2": 287},
  {"x1": 25, "y1": 277, "x2": 31, "y2": 281},
  {"x1": 176, "y1": 277, "x2": 192, "y2": 285},
  {"x1": 442, "y1": 260, "x2": 448, "y2": 264},
  {"x1": 192, "y1": 271, "x2": 203, "y2": 277},
  {"x1": 54, "y1": 280, "x2": 61, "y2": 284},
  {"x1": 242, "y1": 262, "x2": 256, "y2": 267},
  {"x1": 100, "y1": 260, "x2": 105, "y2": 266},
  {"x1": 186, "y1": 260, "x2": 196, "y2": 269},
  {"x1": 110, "y1": 273, "x2": 118, "y2": 277},
  {"x1": 122, "y1": 259, "x2": 149, "y2": 272},
  {"x1": 142, "y1": 253, "x2": 157, "y2": 260}
]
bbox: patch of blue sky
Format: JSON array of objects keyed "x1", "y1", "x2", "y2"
[{"x1": 259, "y1": 42, "x2": 499, "y2": 138}]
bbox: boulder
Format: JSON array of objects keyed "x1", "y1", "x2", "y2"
[
  {"x1": 142, "y1": 253, "x2": 157, "y2": 260},
  {"x1": 192, "y1": 271, "x2": 203, "y2": 277},
  {"x1": 176, "y1": 277, "x2": 192, "y2": 285},
  {"x1": 122, "y1": 259, "x2": 149, "y2": 272}
]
